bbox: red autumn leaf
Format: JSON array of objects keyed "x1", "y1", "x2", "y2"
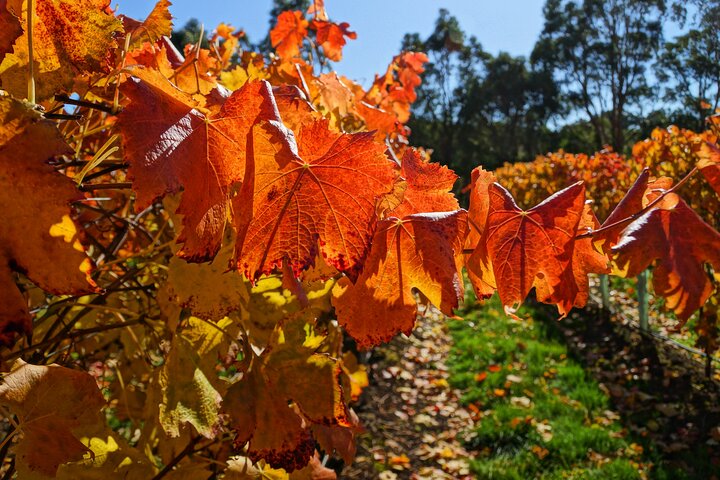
[
  {"x1": 465, "y1": 166, "x2": 498, "y2": 300},
  {"x1": 698, "y1": 141, "x2": 720, "y2": 196},
  {"x1": 332, "y1": 210, "x2": 467, "y2": 348},
  {"x1": 311, "y1": 20, "x2": 357, "y2": 62},
  {"x1": 485, "y1": 182, "x2": 586, "y2": 316},
  {"x1": 119, "y1": 72, "x2": 287, "y2": 262},
  {"x1": 612, "y1": 192, "x2": 720, "y2": 322},
  {"x1": 234, "y1": 119, "x2": 397, "y2": 280},
  {"x1": 0, "y1": 96, "x2": 96, "y2": 346},
  {"x1": 533, "y1": 203, "x2": 609, "y2": 313},
  {"x1": 595, "y1": 168, "x2": 673, "y2": 254},
  {"x1": 0, "y1": 0, "x2": 21, "y2": 63},
  {"x1": 388, "y1": 148, "x2": 459, "y2": 218},
  {"x1": 225, "y1": 336, "x2": 350, "y2": 471},
  {"x1": 270, "y1": 10, "x2": 309, "y2": 60}
]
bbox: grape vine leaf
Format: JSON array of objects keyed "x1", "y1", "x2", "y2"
[
  {"x1": 0, "y1": 0, "x2": 21, "y2": 63},
  {"x1": 166, "y1": 243, "x2": 250, "y2": 320},
  {"x1": 307, "y1": 0, "x2": 327, "y2": 20},
  {"x1": 120, "y1": 0, "x2": 173, "y2": 49},
  {"x1": 388, "y1": 148, "x2": 459, "y2": 218},
  {"x1": 594, "y1": 168, "x2": 673, "y2": 253},
  {"x1": 225, "y1": 326, "x2": 350, "y2": 471},
  {"x1": 272, "y1": 84, "x2": 321, "y2": 133},
  {"x1": 55, "y1": 432, "x2": 155, "y2": 479},
  {"x1": 311, "y1": 20, "x2": 356, "y2": 61},
  {"x1": 535, "y1": 203, "x2": 609, "y2": 314},
  {"x1": 311, "y1": 408, "x2": 361, "y2": 465},
  {"x1": 465, "y1": 166, "x2": 498, "y2": 300},
  {"x1": 234, "y1": 119, "x2": 396, "y2": 281},
  {"x1": 0, "y1": 96, "x2": 96, "y2": 346},
  {"x1": 698, "y1": 141, "x2": 720, "y2": 196},
  {"x1": 484, "y1": 182, "x2": 586, "y2": 317},
  {"x1": 224, "y1": 453, "x2": 336, "y2": 480},
  {"x1": 0, "y1": 0, "x2": 122, "y2": 100},
  {"x1": 333, "y1": 210, "x2": 467, "y2": 348},
  {"x1": 270, "y1": 10, "x2": 309, "y2": 60},
  {"x1": 159, "y1": 316, "x2": 233, "y2": 438},
  {"x1": 119, "y1": 72, "x2": 289, "y2": 262},
  {"x1": 0, "y1": 360, "x2": 105, "y2": 478},
  {"x1": 612, "y1": 191, "x2": 720, "y2": 322}
]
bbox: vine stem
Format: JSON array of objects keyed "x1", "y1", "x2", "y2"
[
  {"x1": 2, "y1": 318, "x2": 143, "y2": 363},
  {"x1": 26, "y1": 0, "x2": 35, "y2": 103},
  {"x1": 151, "y1": 435, "x2": 203, "y2": 480}
]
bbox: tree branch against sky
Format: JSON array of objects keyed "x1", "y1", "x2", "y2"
[{"x1": 532, "y1": 0, "x2": 666, "y2": 153}]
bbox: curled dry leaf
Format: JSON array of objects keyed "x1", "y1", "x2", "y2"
[
  {"x1": 120, "y1": 0, "x2": 173, "y2": 50},
  {"x1": 0, "y1": 96, "x2": 96, "y2": 346},
  {"x1": 698, "y1": 141, "x2": 720, "y2": 196},
  {"x1": 0, "y1": 360, "x2": 105, "y2": 478}
]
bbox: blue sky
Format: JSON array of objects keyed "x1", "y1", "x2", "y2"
[{"x1": 116, "y1": 0, "x2": 546, "y2": 86}]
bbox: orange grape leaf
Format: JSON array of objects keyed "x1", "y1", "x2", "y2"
[
  {"x1": 311, "y1": 20, "x2": 356, "y2": 62},
  {"x1": 465, "y1": 167, "x2": 498, "y2": 300},
  {"x1": 0, "y1": 0, "x2": 21, "y2": 63},
  {"x1": 698, "y1": 141, "x2": 720, "y2": 196},
  {"x1": 0, "y1": 360, "x2": 105, "y2": 478},
  {"x1": 119, "y1": 72, "x2": 287, "y2": 262},
  {"x1": 0, "y1": 96, "x2": 96, "y2": 346},
  {"x1": 234, "y1": 119, "x2": 396, "y2": 281},
  {"x1": 272, "y1": 83, "x2": 320, "y2": 133},
  {"x1": 612, "y1": 193, "x2": 720, "y2": 322},
  {"x1": 332, "y1": 210, "x2": 467, "y2": 348},
  {"x1": 485, "y1": 182, "x2": 586, "y2": 316},
  {"x1": 388, "y1": 148, "x2": 459, "y2": 218},
  {"x1": 534, "y1": 203, "x2": 609, "y2": 314},
  {"x1": 0, "y1": 0, "x2": 122, "y2": 100},
  {"x1": 120, "y1": 0, "x2": 173, "y2": 48},
  {"x1": 270, "y1": 10, "x2": 309, "y2": 60}
]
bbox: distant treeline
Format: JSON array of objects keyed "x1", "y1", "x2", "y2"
[{"x1": 404, "y1": 0, "x2": 720, "y2": 185}]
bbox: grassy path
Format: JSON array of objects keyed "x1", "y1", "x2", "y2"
[{"x1": 448, "y1": 294, "x2": 675, "y2": 479}]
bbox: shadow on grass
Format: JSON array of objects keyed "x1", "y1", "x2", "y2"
[{"x1": 448, "y1": 291, "x2": 720, "y2": 479}]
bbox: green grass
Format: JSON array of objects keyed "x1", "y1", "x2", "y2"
[{"x1": 448, "y1": 292, "x2": 668, "y2": 479}]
